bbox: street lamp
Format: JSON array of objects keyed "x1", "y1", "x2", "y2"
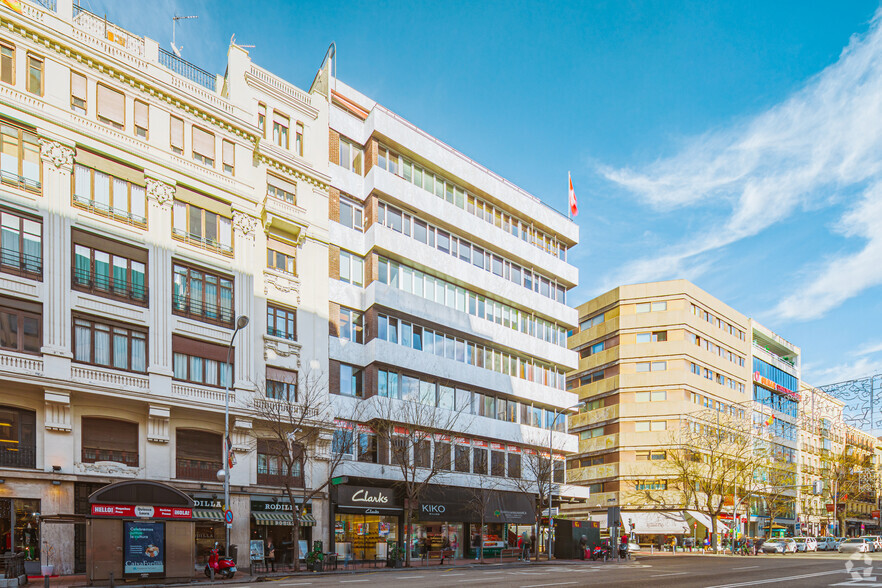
[
  {"x1": 547, "y1": 403, "x2": 582, "y2": 560},
  {"x1": 220, "y1": 314, "x2": 249, "y2": 558}
]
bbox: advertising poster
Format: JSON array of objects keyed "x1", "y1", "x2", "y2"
[
  {"x1": 250, "y1": 540, "x2": 265, "y2": 561},
  {"x1": 379, "y1": 522, "x2": 390, "y2": 537},
  {"x1": 356, "y1": 523, "x2": 369, "y2": 536},
  {"x1": 123, "y1": 521, "x2": 164, "y2": 575}
]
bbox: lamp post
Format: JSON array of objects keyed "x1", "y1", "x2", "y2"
[
  {"x1": 220, "y1": 315, "x2": 249, "y2": 558},
  {"x1": 547, "y1": 403, "x2": 582, "y2": 560}
]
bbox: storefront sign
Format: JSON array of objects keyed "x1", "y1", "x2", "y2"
[
  {"x1": 192, "y1": 497, "x2": 223, "y2": 509},
  {"x1": 417, "y1": 486, "x2": 535, "y2": 524},
  {"x1": 251, "y1": 500, "x2": 294, "y2": 512},
  {"x1": 336, "y1": 485, "x2": 401, "y2": 512},
  {"x1": 753, "y1": 372, "x2": 800, "y2": 400},
  {"x1": 92, "y1": 504, "x2": 192, "y2": 519},
  {"x1": 123, "y1": 521, "x2": 164, "y2": 575}
]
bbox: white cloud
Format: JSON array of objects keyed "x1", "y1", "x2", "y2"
[
  {"x1": 803, "y1": 355, "x2": 882, "y2": 387},
  {"x1": 599, "y1": 9, "x2": 882, "y2": 316},
  {"x1": 857, "y1": 341, "x2": 882, "y2": 356}
]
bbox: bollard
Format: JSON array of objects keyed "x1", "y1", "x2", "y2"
[
  {"x1": 44, "y1": 575, "x2": 49, "y2": 588},
  {"x1": 210, "y1": 566, "x2": 215, "y2": 580},
  {"x1": 109, "y1": 571, "x2": 115, "y2": 588}
]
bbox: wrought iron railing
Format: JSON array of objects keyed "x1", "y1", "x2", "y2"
[
  {"x1": 176, "y1": 459, "x2": 222, "y2": 482},
  {"x1": 72, "y1": 193, "x2": 147, "y2": 227},
  {"x1": 172, "y1": 293, "x2": 234, "y2": 326},
  {"x1": 267, "y1": 327, "x2": 296, "y2": 341},
  {"x1": 72, "y1": 265, "x2": 148, "y2": 303},
  {"x1": 158, "y1": 47, "x2": 216, "y2": 92},
  {"x1": 82, "y1": 447, "x2": 138, "y2": 467},
  {"x1": 0, "y1": 169, "x2": 41, "y2": 194},
  {"x1": 0, "y1": 249, "x2": 42, "y2": 277},
  {"x1": 0, "y1": 445, "x2": 36, "y2": 468},
  {"x1": 171, "y1": 227, "x2": 233, "y2": 256}
]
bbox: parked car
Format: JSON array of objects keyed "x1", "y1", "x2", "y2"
[
  {"x1": 793, "y1": 537, "x2": 818, "y2": 552},
  {"x1": 839, "y1": 537, "x2": 874, "y2": 554},
  {"x1": 817, "y1": 537, "x2": 838, "y2": 551},
  {"x1": 627, "y1": 542, "x2": 641, "y2": 553},
  {"x1": 860, "y1": 535, "x2": 882, "y2": 552},
  {"x1": 762, "y1": 538, "x2": 798, "y2": 554}
]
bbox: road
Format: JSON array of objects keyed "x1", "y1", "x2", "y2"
[{"x1": 211, "y1": 552, "x2": 882, "y2": 587}]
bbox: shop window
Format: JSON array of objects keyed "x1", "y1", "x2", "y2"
[
  {"x1": 172, "y1": 263, "x2": 234, "y2": 326},
  {"x1": 176, "y1": 429, "x2": 222, "y2": 481},
  {"x1": 0, "y1": 405, "x2": 35, "y2": 468},
  {"x1": 472, "y1": 447, "x2": 488, "y2": 475},
  {"x1": 73, "y1": 235, "x2": 147, "y2": 304},
  {"x1": 0, "y1": 296, "x2": 41, "y2": 355},
  {"x1": 507, "y1": 453, "x2": 521, "y2": 479},
  {"x1": 491, "y1": 451, "x2": 505, "y2": 477},
  {"x1": 81, "y1": 417, "x2": 138, "y2": 467}
]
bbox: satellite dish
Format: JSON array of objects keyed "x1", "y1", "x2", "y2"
[{"x1": 169, "y1": 42, "x2": 182, "y2": 58}]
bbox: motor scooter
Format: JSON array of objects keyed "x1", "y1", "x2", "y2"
[
  {"x1": 591, "y1": 541, "x2": 611, "y2": 561},
  {"x1": 205, "y1": 542, "x2": 237, "y2": 579}
]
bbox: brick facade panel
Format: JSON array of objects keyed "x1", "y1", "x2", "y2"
[
  {"x1": 329, "y1": 129, "x2": 339, "y2": 165},
  {"x1": 329, "y1": 302, "x2": 340, "y2": 337},
  {"x1": 365, "y1": 137, "x2": 378, "y2": 174},
  {"x1": 329, "y1": 187, "x2": 340, "y2": 223},
  {"x1": 329, "y1": 359, "x2": 340, "y2": 396},
  {"x1": 329, "y1": 245, "x2": 340, "y2": 280}
]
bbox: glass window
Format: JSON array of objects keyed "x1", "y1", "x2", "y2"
[
  {"x1": 267, "y1": 305, "x2": 297, "y2": 341},
  {"x1": 267, "y1": 249, "x2": 296, "y2": 275},
  {"x1": 172, "y1": 201, "x2": 232, "y2": 255},
  {"x1": 73, "y1": 165, "x2": 147, "y2": 227},
  {"x1": 339, "y1": 308, "x2": 363, "y2": 343},
  {"x1": 0, "y1": 211, "x2": 41, "y2": 276},
  {"x1": 0, "y1": 299, "x2": 41, "y2": 354},
  {"x1": 26, "y1": 54, "x2": 42, "y2": 95},
  {"x1": 1, "y1": 124, "x2": 41, "y2": 193},
  {"x1": 339, "y1": 363, "x2": 363, "y2": 397},
  {"x1": 0, "y1": 42, "x2": 13, "y2": 85},
  {"x1": 74, "y1": 316, "x2": 146, "y2": 373},
  {"x1": 172, "y1": 263, "x2": 234, "y2": 326}
]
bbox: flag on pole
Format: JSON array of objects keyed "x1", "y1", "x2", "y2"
[
  {"x1": 1, "y1": 0, "x2": 23, "y2": 13},
  {"x1": 764, "y1": 414, "x2": 774, "y2": 427},
  {"x1": 568, "y1": 172, "x2": 578, "y2": 217},
  {"x1": 226, "y1": 435, "x2": 237, "y2": 468}
]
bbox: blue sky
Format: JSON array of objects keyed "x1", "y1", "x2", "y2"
[{"x1": 84, "y1": 0, "x2": 882, "y2": 386}]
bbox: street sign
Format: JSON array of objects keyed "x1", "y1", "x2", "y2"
[{"x1": 224, "y1": 509, "x2": 234, "y2": 524}]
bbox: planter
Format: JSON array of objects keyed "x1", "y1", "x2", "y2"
[
  {"x1": 24, "y1": 561, "x2": 42, "y2": 576},
  {"x1": 40, "y1": 564, "x2": 55, "y2": 577},
  {"x1": 313, "y1": 561, "x2": 323, "y2": 572}
]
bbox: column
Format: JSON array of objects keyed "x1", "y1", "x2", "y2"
[{"x1": 145, "y1": 178, "x2": 175, "y2": 392}]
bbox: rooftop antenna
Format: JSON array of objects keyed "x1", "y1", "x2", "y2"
[
  {"x1": 171, "y1": 14, "x2": 198, "y2": 57},
  {"x1": 229, "y1": 34, "x2": 255, "y2": 49}
]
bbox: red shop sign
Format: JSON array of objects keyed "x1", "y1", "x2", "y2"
[{"x1": 92, "y1": 504, "x2": 192, "y2": 519}]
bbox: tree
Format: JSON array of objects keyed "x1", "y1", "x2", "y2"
[
  {"x1": 250, "y1": 368, "x2": 362, "y2": 571},
  {"x1": 512, "y1": 445, "x2": 564, "y2": 561},
  {"x1": 634, "y1": 402, "x2": 768, "y2": 553},
  {"x1": 370, "y1": 394, "x2": 468, "y2": 567},
  {"x1": 754, "y1": 459, "x2": 797, "y2": 539},
  {"x1": 824, "y1": 447, "x2": 870, "y2": 536},
  {"x1": 464, "y1": 475, "x2": 503, "y2": 563}
]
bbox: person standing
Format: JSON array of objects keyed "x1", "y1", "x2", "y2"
[
  {"x1": 266, "y1": 538, "x2": 276, "y2": 572},
  {"x1": 579, "y1": 535, "x2": 588, "y2": 560},
  {"x1": 472, "y1": 532, "x2": 481, "y2": 560}
]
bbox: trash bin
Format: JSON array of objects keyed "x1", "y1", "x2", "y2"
[{"x1": 230, "y1": 544, "x2": 239, "y2": 563}]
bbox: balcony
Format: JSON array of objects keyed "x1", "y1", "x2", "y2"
[
  {"x1": 72, "y1": 5, "x2": 145, "y2": 57},
  {"x1": 0, "y1": 445, "x2": 36, "y2": 468},
  {"x1": 72, "y1": 193, "x2": 147, "y2": 228},
  {"x1": 753, "y1": 342, "x2": 798, "y2": 375},
  {"x1": 570, "y1": 404, "x2": 619, "y2": 430},
  {"x1": 579, "y1": 433, "x2": 619, "y2": 454},
  {"x1": 158, "y1": 48, "x2": 216, "y2": 92},
  {"x1": 0, "y1": 351, "x2": 43, "y2": 376},
  {"x1": 172, "y1": 293, "x2": 234, "y2": 327},
  {"x1": 72, "y1": 266, "x2": 148, "y2": 306},
  {"x1": 71, "y1": 365, "x2": 149, "y2": 391},
  {"x1": 0, "y1": 169, "x2": 41, "y2": 195},
  {"x1": 0, "y1": 250, "x2": 42, "y2": 279},
  {"x1": 176, "y1": 458, "x2": 222, "y2": 482},
  {"x1": 82, "y1": 447, "x2": 138, "y2": 467},
  {"x1": 171, "y1": 228, "x2": 233, "y2": 256},
  {"x1": 262, "y1": 194, "x2": 309, "y2": 239},
  {"x1": 173, "y1": 382, "x2": 235, "y2": 404}
]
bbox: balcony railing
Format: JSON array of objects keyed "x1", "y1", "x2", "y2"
[
  {"x1": 72, "y1": 5, "x2": 145, "y2": 57},
  {"x1": 267, "y1": 327, "x2": 296, "y2": 341},
  {"x1": 158, "y1": 48, "x2": 216, "y2": 92},
  {"x1": 176, "y1": 459, "x2": 223, "y2": 482},
  {"x1": 0, "y1": 445, "x2": 36, "y2": 468},
  {"x1": 28, "y1": 0, "x2": 56, "y2": 10},
  {"x1": 0, "y1": 250, "x2": 42, "y2": 278},
  {"x1": 0, "y1": 169, "x2": 41, "y2": 194},
  {"x1": 82, "y1": 447, "x2": 138, "y2": 467},
  {"x1": 73, "y1": 193, "x2": 147, "y2": 227},
  {"x1": 171, "y1": 227, "x2": 233, "y2": 256},
  {"x1": 172, "y1": 293, "x2": 234, "y2": 326},
  {"x1": 72, "y1": 266, "x2": 148, "y2": 304}
]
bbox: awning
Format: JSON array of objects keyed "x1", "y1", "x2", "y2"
[
  {"x1": 251, "y1": 512, "x2": 315, "y2": 527},
  {"x1": 193, "y1": 509, "x2": 224, "y2": 521},
  {"x1": 684, "y1": 511, "x2": 729, "y2": 535},
  {"x1": 626, "y1": 511, "x2": 690, "y2": 535}
]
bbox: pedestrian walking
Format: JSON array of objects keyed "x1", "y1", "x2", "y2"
[
  {"x1": 472, "y1": 532, "x2": 481, "y2": 560},
  {"x1": 579, "y1": 535, "x2": 588, "y2": 560}
]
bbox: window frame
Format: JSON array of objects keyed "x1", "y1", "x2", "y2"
[
  {"x1": 267, "y1": 248, "x2": 296, "y2": 275},
  {"x1": 133, "y1": 99, "x2": 149, "y2": 139},
  {"x1": 339, "y1": 307, "x2": 364, "y2": 343},
  {"x1": 171, "y1": 262, "x2": 235, "y2": 327},
  {"x1": 172, "y1": 201, "x2": 233, "y2": 256},
  {"x1": 70, "y1": 70, "x2": 87, "y2": 114},
  {"x1": 0, "y1": 41, "x2": 14, "y2": 85},
  {"x1": 72, "y1": 235, "x2": 147, "y2": 305},
  {"x1": 72, "y1": 314, "x2": 148, "y2": 373},
  {"x1": 72, "y1": 164, "x2": 147, "y2": 228},
  {"x1": 25, "y1": 53, "x2": 42, "y2": 96},
  {"x1": 81, "y1": 417, "x2": 139, "y2": 467},
  {"x1": 172, "y1": 339, "x2": 233, "y2": 389},
  {"x1": 273, "y1": 111, "x2": 289, "y2": 149},
  {"x1": 95, "y1": 82, "x2": 125, "y2": 130},
  {"x1": 0, "y1": 208, "x2": 42, "y2": 279},
  {"x1": 0, "y1": 123, "x2": 41, "y2": 193},
  {"x1": 267, "y1": 304, "x2": 297, "y2": 341},
  {"x1": 257, "y1": 103, "x2": 267, "y2": 138},
  {"x1": 0, "y1": 298, "x2": 41, "y2": 355}
]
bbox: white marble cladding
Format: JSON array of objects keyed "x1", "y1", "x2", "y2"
[
  {"x1": 329, "y1": 336, "x2": 577, "y2": 410},
  {"x1": 330, "y1": 279, "x2": 576, "y2": 369},
  {"x1": 368, "y1": 168, "x2": 577, "y2": 286}
]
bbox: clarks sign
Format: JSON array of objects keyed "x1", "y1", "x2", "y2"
[{"x1": 337, "y1": 486, "x2": 400, "y2": 509}]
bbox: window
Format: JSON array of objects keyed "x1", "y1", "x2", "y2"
[
  {"x1": 267, "y1": 305, "x2": 296, "y2": 341},
  {"x1": 222, "y1": 140, "x2": 234, "y2": 174},
  {"x1": 491, "y1": 450, "x2": 505, "y2": 476},
  {"x1": 339, "y1": 250, "x2": 364, "y2": 286},
  {"x1": 579, "y1": 427, "x2": 604, "y2": 440},
  {"x1": 70, "y1": 71, "x2": 87, "y2": 114},
  {"x1": 82, "y1": 417, "x2": 138, "y2": 466},
  {"x1": 266, "y1": 367, "x2": 298, "y2": 401},
  {"x1": 635, "y1": 421, "x2": 666, "y2": 432},
  {"x1": 73, "y1": 164, "x2": 147, "y2": 226},
  {"x1": 0, "y1": 406, "x2": 35, "y2": 468},
  {"x1": 434, "y1": 442, "x2": 451, "y2": 470},
  {"x1": 357, "y1": 432, "x2": 378, "y2": 464},
  {"x1": 172, "y1": 201, "x2": 233, "y2": 254},
  {"x1": 0, "y1": 297, "x2": 41, "y2": 354},
  {"x1": 176, "y1": 429, "x2": 222, "y2": 481},
  {"x1": 169, "y1": 116, "x2": 184, "y2": 154},
  {"x1": 72, "y1": 235, "x2": 147, "y2": 304},
  {"x1": 339, "y1": 308, "x2": 363, "y2": 343},
  {"x1": 635, "y1": 480, "x2": 667, "y2": 491},
  {"x1": 652, "y1": 331, "x2": 667, "y2": 342},
  {"x1": 635, "y1": 362, "x2": 650, "y2": 373},
  {"x1": 0, "y1": 210, "x2": 41, "y2": 277},
  {"x1": 635, "y1": 333, "x2": 651, "y2": 343},
  {"x1": 454, "y1": 444, "x2": 470, "y2": 472},
  {"x1": 472, "y1": 447, "x2": 488, "y2": 474},
  {"x1": 257, "y1": 103, "x2": 266, "y2": 137},
  {"x1": 257, "y1": 439, "x2": 302, "y2": 486},
  {"x1": 172, "y1": 263, "x2": 234, "y2": 326},
  {"x1": 273, "y1": 111, "x2": 289, "y2": 148},
  {"x1": 652, "y1": 301, "x2": 667, "y2": 312},
  {"x1": 192, "y1": 126, "x2": 215, "y2": 166},
  {"x1": 415, "y1": 439, "x2": 431, "y2": 468},
  {"x1": 295, "y1": 122, "x2": 304, "y2": 156},
  {"x1": 94, "y1": 84, "x2": 126, "y2": 130},
  {"x1": 74, "y1": 315, "x2": 146, "y2": 372},
  {"x1": 339, "y1": 363, "x2": 362, "y2": 397},
  {"x1": 172, "y1": 335, "x2": 232, "y2": 388},
  {"x1": 26, "y1": 54, "x2": 42, "y2": 95},
  {"x1": 636, "y1": 303, "x2": 650, "y2": 313},
  {"x1": 338, "y1": 137, "x2": 363, "y2": 174},
  {"x1": 1, "y1": 124, "x2": 41, "y2": 192},
  {"x1": 134, "y1": 100, "x2": 148, "y2": 139},
  {"x1": 507, "y1": 453, "x2": 521, "y2": 478},
  {"x1": 339, "y1": 198, "x2": 363, "y2": 231},
  {"x1": 0, "y1": 42, "x2": 13, "y2": 85},
  {"x1": 267, "y1": 248, "x2": 296, "y2": 274},
  {"x1": 332, "y1": 427, "x2": 354, "y2": 455},
  {"x1": 635, "y1": 390, "x2": 667, "y2": 402}
]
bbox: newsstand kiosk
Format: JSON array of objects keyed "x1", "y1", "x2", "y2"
[{"x1": 87, "y1": 480, "x2": 196, "y2": 583}]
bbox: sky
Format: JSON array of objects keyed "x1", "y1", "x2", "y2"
[{"x1": 81, "y1": 0, "x2": 882, "y2": 387}]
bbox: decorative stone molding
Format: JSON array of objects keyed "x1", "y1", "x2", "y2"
[
  {"x1": 44, "y1": 390, "x2": 71, "y2": 432},
  {"x1": 75, "y1": 462, "x2": 142, "y2": 477},
  {"x1": 264, "y1": 336, "x2": 302, "y2": 367},
  {"x1": 38, "y1": 139, "x2": 74, "y2": 170},
  {"x1": 147, "y1": 405, "x2": 170, "y2": 443},
  {"x1": 232, "y1": 418, "x2": 252, "y2": 453},
  {"x1": 145, "y1": 178, "x2": 175, "y2": 208},
  {"x1": 232, "y1": 211, "x2": 259, "y2": 240},
  {"x1": 263, "y1": 270, "x2": 301, "y2": 305}
]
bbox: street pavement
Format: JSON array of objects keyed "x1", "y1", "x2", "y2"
[{"x1": 204, "y1": 552, "x2": 882, "y2": 587}]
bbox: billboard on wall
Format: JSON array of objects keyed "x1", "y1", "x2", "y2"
[{"x1": 123, "y1": 521, "x2": 165, "y2": 575}]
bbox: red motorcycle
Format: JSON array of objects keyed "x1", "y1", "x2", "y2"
[{"x1": 205, "y1": 542, "x2": 237, "y2": 579}]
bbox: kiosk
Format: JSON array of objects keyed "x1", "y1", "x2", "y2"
[{"x1": 86, "y1": 480, "x2": 196, "y2": 582}]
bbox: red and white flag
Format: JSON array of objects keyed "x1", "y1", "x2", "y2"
[{"x1": 568, "y1": 172, "x2": 578, "y2": 217}]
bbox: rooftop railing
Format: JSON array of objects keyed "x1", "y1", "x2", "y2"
[
  {"x1": 72, "y1": 5, "x2": 145, "y2": 57},
  {"x1": 28, "y1": 0, "x2": 56, "y2": 11},
  {"x1": 158, "y1": 47, "x2": 217, "y2": 92}
]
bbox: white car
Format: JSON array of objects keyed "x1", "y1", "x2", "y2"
[
  {"x1": 860, "y1": 535, "x2": 882, "y2": 552},
  {"x1": 816, "y1": 537, "x2": 838, "y2": 551},
  {"x1": 762, "y1": 538, "x2": 798, "y2": 554},
  {"x1": 793, "y1": 537, "x2": 817, "y2": 552},
  {"x1": 840, "y1": 537, "x2": 874, "y2": 553}
]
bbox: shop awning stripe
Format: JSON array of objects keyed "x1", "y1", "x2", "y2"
[
  {"x1": 252, "y1": 511, "x2": 294, "y2": 525},
  {"x1": 299, "y1": 514, "x2": 316, "y2": 526},
  {"x1": 193, "y1": 509, "x2": 225, "y2": 521}
]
